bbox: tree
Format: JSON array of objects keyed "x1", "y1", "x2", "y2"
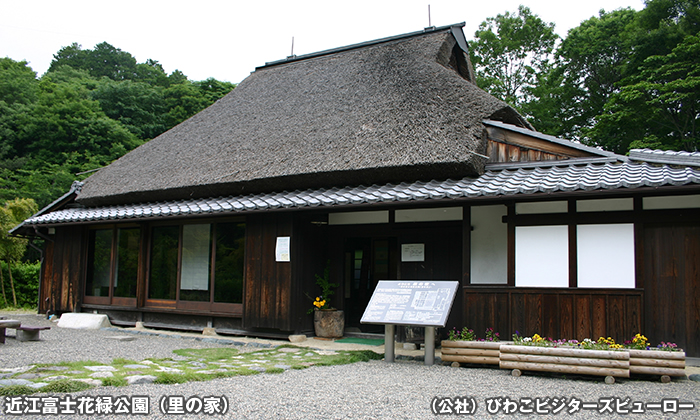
[
  {"x1": 0, "y1": 198, "x2": 38, "y2": 306},
  {"x1": 49, "y1": 42, "x2": 139, "y2": 81},
  {"x1": 468, "y1": 5, "x2": 558, "y2": 112},
  {"x1": 553, "y1": 8, "x2": 638, "y2": 141},
  {"x1": 589, "y1": 35, "x2": 700, "y2": 152}
]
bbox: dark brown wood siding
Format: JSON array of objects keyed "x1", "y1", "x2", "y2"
[
  {"x1": 40, "y1": 226, "x2": 86, "y2": 314},
  {"x1": 244, "y1": 213, "x2": 293, "y2": 330},
  {"x1": 463, "y1": 288, "x2": 643, "y2": 342},
  {"x1": 642, "y1": 223, "x2": 700, "y2": 356}
]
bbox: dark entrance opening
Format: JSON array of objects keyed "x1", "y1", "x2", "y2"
[{"x1": 343, "y1": 237, "x2": 397, "y2": 333}]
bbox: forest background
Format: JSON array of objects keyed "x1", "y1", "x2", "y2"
[{"x1": 0, "y1": 0, "x2": 698, "y2": 307}]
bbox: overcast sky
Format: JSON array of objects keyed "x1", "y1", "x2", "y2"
[{"x1": 2, "y1": 0, "x2": 644, "y2": 84}]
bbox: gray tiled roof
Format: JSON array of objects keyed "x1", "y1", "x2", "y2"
[
  {"x1": 629, "y1": 149, "x2": 700, "y2": 167},
  {"x1": 20, "y1": 161, "x2": 700, "y2": 226}
]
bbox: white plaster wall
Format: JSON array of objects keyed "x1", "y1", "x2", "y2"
[
  {"x1": 515, "y1": 225, "x2": 569, "y2": 287},
  {"x1": 577, "y1": 224, "x2": 635, "y2": 288}
]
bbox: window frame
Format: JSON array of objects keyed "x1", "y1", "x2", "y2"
[
  {"x1": 144, "y1": 218, "x2": 245, "y2": 315},
  {"x1": 83, "y1": 224, "x2": 141, "y2": 307}
]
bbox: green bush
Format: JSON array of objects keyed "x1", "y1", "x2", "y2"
[{"x1": 0, "y1": 261, "x2": 40, "y2": 308}]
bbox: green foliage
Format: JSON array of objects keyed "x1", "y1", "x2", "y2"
[
  {"x1": 0, "y1": 261, "x2": 40, "y2": 308},
  {"x1": 40, "y1": 379, "x2": 93, "y2": 393},
  {"x1": 589, "y1": 34, "x2": 700, "y2": 151},
  {"x1": 552, "y1": 8, "x2": 638, "y2": 141},
  {"x1": 1, "y1": 41, "x2": 236, "y2": 210},
  {"x1": 469, "y1": 5, "x2": 558, "y2": 110},
  {"x1": 0, "y1": 385, "x2": 36, "y2": 396}
]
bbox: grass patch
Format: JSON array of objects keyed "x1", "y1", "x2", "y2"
[
  {"x1": 314, "y1": 350, "x2": 383, "y2": 366},
  {"x1": 111, "y1": 358, "x2": 140, "y2": 367},
  {"x1": 101, "y1": 377, "x2": 128, "y2": 387},
  {"x1": 41, "y1": 380, "x2": 93, "y2": 393},
  {"x1": 0, "y1": 385, "x2": 37, "y2": 396},
  {"x1": 172, "y1": 347, "x2": 240, "y2": 361},
  {"x1": 2, "y1": 345, "x2": 386, "y2": 395}
]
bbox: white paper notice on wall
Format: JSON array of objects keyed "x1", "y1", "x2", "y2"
[
  {"x1": 275, "y1": 237, "x2": 290, "y2": 262},
  {"x1": 401, "y1": 243, "x2": 425, "y2": 262}
]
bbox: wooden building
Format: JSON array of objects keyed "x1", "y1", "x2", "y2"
[{"x1": 12, "y1": 24, "x2": 700, "y2": 356}]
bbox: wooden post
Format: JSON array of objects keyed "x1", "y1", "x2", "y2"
[
  {"x1": 384, "y1": 324, "x2": 395, "y2": 363},
  {"x1": 425, "y1": 326, "x2": 435, "y2": 366}
]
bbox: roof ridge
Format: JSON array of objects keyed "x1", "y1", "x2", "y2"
[{"x1": 258, "y1": 23, "x2": 465, "y2": 70}]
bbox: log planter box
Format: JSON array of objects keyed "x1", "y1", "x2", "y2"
[
  {"x1": 629, "y1": 349, "x2": 686, "y2": 382},
  {"x1": 499, "y1": 345, "x2": 630, "y2": 384},
  {"x1": 441, "y1": 341, "x2": 508, "y2": 366}
]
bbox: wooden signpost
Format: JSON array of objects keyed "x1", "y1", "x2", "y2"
[{"x1": 360, "y1": 281, "x2": 458, "y2": 365}]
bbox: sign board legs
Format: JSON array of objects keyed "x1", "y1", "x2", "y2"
[
  {"x1": 384, "y1": 324, "x2": 395, "y2": 362},
  {"x1": 425, "y1": 326, "x2": 435, "y2": 366}
]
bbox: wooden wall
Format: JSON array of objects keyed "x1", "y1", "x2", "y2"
[
  {"x1": 244, "y1": 213, "x2": 293, "y2": 330},
  {"x1": 642, "y1": 223, "x2": 700, "y2": 356},
  {"x1": 40, "y1": 226, "x2": 85, "y2": 314},
  {"x1": 463, "y1": 288, "x2": 643, "y2": 342}
]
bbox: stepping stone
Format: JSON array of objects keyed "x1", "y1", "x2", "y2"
[
  {"x1": 76, "y1": 378, "x2": 102, "y2": 386},
  {"x1": 157, "y1": 366, "x2": 182, "y2": 373},
  {"x1": 278, "y1": 348, "x2": 300, "y2": 353},
  {"x1": 90, "y1": 372, "x2": 114, "y2": 378},
  {"x1": 126, "y1": 375, "x2": 157, "y2": 385},
  {"x1": 16, "y1": 373, "x2": 46, "y2": 380},
  {"x1": 28, "y1": 382, "x2": 49, "y2": 389},
  {"x1": 45, "y1": 376, "x2": 69, "y2": 381},
  {"x1": 85, "y1": 366, "x2": 117, "y2": 372},
  {"x1": 0, "y1": 365, "x2": 35, "y2": 374},
  {"x1": 37, "y1": 366, "x2": 69, "y2": 371},
  {"x1": 123, "y1": 364, "x2": 150, "y2": 369},
  {"x1": 188, "y1": 362, "x2": 208, "y2": 368},
  {"x1": 107, "y1": 335, "x2": 136, "y2": 342},
  {"x1": 274, "y1": 364, "x2": 291, "y2": 370},
  {"x1": 249, "y1": 367, "x2": 266, "y2": 372},
  {"x1": 0, "y1": 379, "x2": 33, "y2": 387}
]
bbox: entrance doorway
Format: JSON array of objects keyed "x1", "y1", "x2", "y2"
[{"x1": 343, "y1": 237, "x2": 397, "y2": 332}]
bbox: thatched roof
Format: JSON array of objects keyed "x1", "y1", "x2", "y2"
[{"x1": 77, "y1": 24, "x2": 530, "y2": 206}]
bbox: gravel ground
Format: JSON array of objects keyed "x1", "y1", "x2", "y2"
[{"x1": 1, "y1": 312, "x2": 699, "y2": 419}]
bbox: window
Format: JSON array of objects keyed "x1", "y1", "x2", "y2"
[
  {"x1": 85, "y1": 226, "x2": 140, "y2": 305},
  {"x1": 147, "y1": 222, "x2": 245, "y2": 310}
]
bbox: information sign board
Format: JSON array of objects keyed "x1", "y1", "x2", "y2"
[{"x1": 360, "y1": 281, "x2": 458, "y2": 327}]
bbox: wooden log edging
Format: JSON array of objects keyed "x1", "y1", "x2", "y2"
[
  {"x1": 441, "y1": 340, "x2": 506, "y2": 366},
  {"x1": 499, "y1": 345, "x2": 630, "y2": 378},
  {"x1": 628, "y1": 349, "x2": 686, "y2": 377},
  {"x1": 443, "y1": 341, "x2": 687, "y2": 381}
]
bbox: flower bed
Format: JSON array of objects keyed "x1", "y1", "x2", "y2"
[
  {"x1": 442, "y1": 327, "x2": 505, "y2": 366},
  {"x1": 441, "y1": 340, "x2": 503, "y2": 365},
  {"x1": 499, "y1": 344, "x2": 630, "y2": 379},
  {"x1": 501, "y1": 333, "x2": 685, "y2": 383}
]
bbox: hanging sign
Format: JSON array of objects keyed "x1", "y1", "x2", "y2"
[
  {"x1": 401, "y1": 243, "x2": 425, "y2": 262},
  {"x1": 275, "y1": 237, "x2": 290, "y2": 262}
]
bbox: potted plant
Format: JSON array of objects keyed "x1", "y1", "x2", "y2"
[{"x1": 307, "y1": 262, "x2": 344, "y2": 338}]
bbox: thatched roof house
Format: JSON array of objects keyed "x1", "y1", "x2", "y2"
[
  {"x1": 12, "y1": 24, "x2": 700, "y2": 358},
  {"x1": 77, "y1": 24, "x2": 529, "y2": 206}
]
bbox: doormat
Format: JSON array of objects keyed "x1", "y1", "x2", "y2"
[{"x1": 335, "y1": 337, "x2": 385, "y2": 346}]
